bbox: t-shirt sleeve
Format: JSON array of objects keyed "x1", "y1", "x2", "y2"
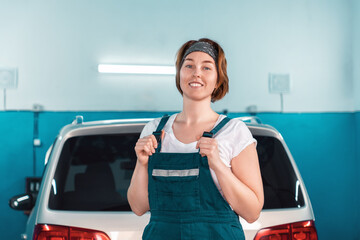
[
  {"x1": 231, "y1": 120, "x2": 257, "y2": 160},
  {"x1": 139, "y1": 118, "x2": 161, "y2": 139},
  {"x1": 216, "y1": 118, "x2": 257, "y2": 168}
]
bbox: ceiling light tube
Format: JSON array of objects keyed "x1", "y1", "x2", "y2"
[{"x1": 98, "y1": 64, "x2": 176, "y2": 75}]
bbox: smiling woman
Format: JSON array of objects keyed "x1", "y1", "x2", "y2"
[
  {"x1": 179, "y1": 51, "x2": 218, "y2": 103},
  {"x1": 127, "y1": 38, "x2": 264, "y2": 240},
  {"x1": 175, "y1": 38, "x2": 229, "y2": 103}
]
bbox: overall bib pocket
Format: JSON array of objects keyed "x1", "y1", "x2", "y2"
[{"x1": 152, "y1": 168, "x2": 200, "y2": 211}]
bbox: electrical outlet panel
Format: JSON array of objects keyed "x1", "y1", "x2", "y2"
[
  {"x1": 269, "y1": 73, "x2": 290, "y2": 94},
  {"x1": 0, "y1": 68, "x2": 18, "y2": 89},
  {"x1": 33, "y1": 139, "x2": 41, "y2": 147}
]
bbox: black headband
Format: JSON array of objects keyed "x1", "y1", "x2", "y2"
[{"x1": 181, "y1": 41, "x2": 218, "y2": 66}]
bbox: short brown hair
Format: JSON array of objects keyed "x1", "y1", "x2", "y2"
[{"x1": 175, "y1": 38, "x2": 229, "y2": 103}]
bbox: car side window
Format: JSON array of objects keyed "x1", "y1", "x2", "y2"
[{"x1": 255, "y1": 136, "x2": 305, "y2": 209}]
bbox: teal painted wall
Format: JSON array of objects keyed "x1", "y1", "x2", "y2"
[
  {"x1": 0, "y1": 112, "x2": 33, "y2": 239},
  {"x1": 255, "y1": 112, "x2": 358, "y2": 240},
  {"x1": 1, "y1": 111, "x2": 359, "y2": 239}
]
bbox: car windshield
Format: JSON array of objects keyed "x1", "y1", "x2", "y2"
[{"x1": 48, "y1": 132, "x2": 304, "y2": 211}]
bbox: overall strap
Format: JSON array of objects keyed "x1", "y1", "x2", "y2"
[
  {"x1": 153, "y1": 115, "x2": 170, "y2": 153},
  {"x1": 202, "y1": 117, "x2": 231, "y2": 138}
]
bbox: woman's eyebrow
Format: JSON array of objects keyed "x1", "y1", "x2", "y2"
[
  {"x1": 203, "y1": 60, "x2": 215, "y2": 65},
  {"x1": 184, "y1": 58, "x2": 215, "y2": 65}
]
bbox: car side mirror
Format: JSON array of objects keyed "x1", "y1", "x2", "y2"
[{"x1": 9, "y1": 193, "x2": 35, "y2": 211}]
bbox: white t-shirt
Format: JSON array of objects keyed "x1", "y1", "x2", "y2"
[{"x1": 140, "y1": 113, "x2": 257, "y2": 197}]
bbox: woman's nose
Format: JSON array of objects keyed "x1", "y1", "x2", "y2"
[{"x1": 193, "y1": 67, "x2": 201, "y2": 77}]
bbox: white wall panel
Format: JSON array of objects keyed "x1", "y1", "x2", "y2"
[
  {"x1": 353, "y1": 0, "x2": 360, "y2": 111},
  {"x1": 0, "y1": 0, "x2": 355, "y2": 112}
]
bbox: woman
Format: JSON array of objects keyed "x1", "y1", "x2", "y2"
[{"x1": 127, "y1": 38, "x2": 264, "y2": 240}]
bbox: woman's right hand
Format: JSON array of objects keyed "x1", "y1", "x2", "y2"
[
  {"x1": 129, "y1": 131, "x2": 163, "y2": 216},
  {"x1": 134, "y1": 131, "x2": 162, "y2": 166}
]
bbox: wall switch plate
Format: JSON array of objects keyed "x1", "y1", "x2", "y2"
[
  {"x1": 33, "y1": 139, "x2": 41, "y2": 147},
  {"x1": 0, "y1": 68, "x2": 18, "y2": 89},
  {"x1": 26, "y1": 177, "x2": 42, "y2": 193},
  {"x1": 269, "y1": 73, "x2": 290, "y2": 94}
]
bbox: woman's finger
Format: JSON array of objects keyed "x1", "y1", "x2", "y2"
[
  {"x1": 137, "y1": 139, "x2": 152, "y2": 150},
  {"x1": 196, "y1": 137, "x2": 208, "y2": 149},
  {"x1": 150, "y1": 135, "x2": 158, "y2": 149},
  {"x1": 146, "y1": 139, "x2": 156, "y2": 153},
  {"x1": 143, "y1": 145, "x2": 153, "y2": 155},
  {"x1": 141, "y1": 136, "x2": 155, "y2": 151},
  {"x1": 138, "y1": 137, "x2": 156, "y2": 153},
  {"x1": 198, "y1": 140, "x2": 215, "y2": 150}
]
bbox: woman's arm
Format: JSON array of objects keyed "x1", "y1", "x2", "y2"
[
  {"x1": 127, "y1": 134, "x2": 158, "y2": 216},
  {"x1": 197, "y1": 139, "x2": 264, "y2": 223},
  {"x1": 215, "y1": 143, "x2": 264, "y2": 222},
  {"x1": 127, "y1": 160, "x2": 150, "y2": 216}
]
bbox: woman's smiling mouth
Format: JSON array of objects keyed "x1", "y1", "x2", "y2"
[{"x1": 189, "y1": 82, "x2": 204, "y2": 87}]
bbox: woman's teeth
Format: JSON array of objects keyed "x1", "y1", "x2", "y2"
[{"x1": 189, "y1": 83, "x2": 202, "y2": 87}]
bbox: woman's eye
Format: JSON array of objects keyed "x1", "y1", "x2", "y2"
[{"x1": 204, "y1": 67, "x2": 211, "y2": 70}]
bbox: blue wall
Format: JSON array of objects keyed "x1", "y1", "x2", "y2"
[
  {"x1": 255, "y1": 112, "x2": 358, "y2": 240},
  {"x1": 1, "y1": 111, "x2": 359, "y2": 239},
  {"x1": 0, "y1": 112, "x2": 33, "y2": 238}
]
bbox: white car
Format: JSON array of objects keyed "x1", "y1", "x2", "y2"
[{"x1": 10, "y1": 116, "x2": 318, "y2": 240}]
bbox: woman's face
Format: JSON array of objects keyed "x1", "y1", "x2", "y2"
[{"x1": 179, "y1": 51, "x2": 218, "y2": 102}]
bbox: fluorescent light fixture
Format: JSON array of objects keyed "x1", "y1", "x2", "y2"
[{"x1": 98, "y1": 64, "x2": 176, "y2": 75}]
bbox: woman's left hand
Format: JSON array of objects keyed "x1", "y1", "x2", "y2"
[{"x1": 196, "y1": 137, "x2": 223, "y2": 170}]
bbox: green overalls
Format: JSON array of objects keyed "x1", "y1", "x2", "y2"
[{"x1": 142, "y1": 115, "x2": 245, "y2": 240}]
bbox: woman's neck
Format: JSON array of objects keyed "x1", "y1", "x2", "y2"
[{"x1": 177, "y1": 97, "x2": 219, "y2": 125}]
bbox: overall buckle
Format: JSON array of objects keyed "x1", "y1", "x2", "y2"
[
  {"x1": 153, "y1": 131, "x2": 162, "y2": 143},
  {"x1": 202, "y1": 131, "x2": 213, "y2": 138}
]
